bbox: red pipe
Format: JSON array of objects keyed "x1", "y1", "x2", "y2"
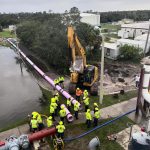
[{"x1": 28, "y1": 127, "x2": 56, "y2": 142}]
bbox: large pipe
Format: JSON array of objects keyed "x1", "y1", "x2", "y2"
[
  {"x1": 142, "y1": 64, "x2": 150, "y2": 104},
  {"x1": 7, "y1": 39, "x2": 80, "y2": 106},
  {"x1": 28, "y1": 127, "x2": 56, "y2": 142},
  {"x1": 61, "y1": 104, "x2": 74, "y2": 122}
]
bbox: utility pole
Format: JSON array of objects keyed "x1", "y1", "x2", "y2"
[
  {"x1": 144, "y1": 24, "x2": 150, "y2": 57},
  {"x1": 99, "y1": 35, "x2": 105, "y2": 104}
]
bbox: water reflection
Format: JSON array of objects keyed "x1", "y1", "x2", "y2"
[{"x1": 0, "y1": 46, "x2": 43, "y2": 128}]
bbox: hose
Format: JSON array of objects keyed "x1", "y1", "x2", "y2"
[{"x1": 64, "y1": 109, "x2": 136, "y2": 142}]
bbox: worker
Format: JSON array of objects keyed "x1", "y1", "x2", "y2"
[
  {"x1": 59, "y1": 76, "x2": 64, "y2": 88},
  {"x1": 76, "y1": 88, "x2": 82, "y2": 101},
  {"x1": 59, "y1": 105, "x2": 66, "y2": 123},
  {"x1": 51, "y1": 101, "x2": 58, "y2": 116},
  {"x1": 54, "y1": 78, "x2": 59, "y2": 87},
  {"x1": 135, "y1": 74, "x2": 140, "y2": 88},
  {"x1": 54, "y1": 93, "x2": 60, "y2": 110},
  {"x1": 50, "y1": 104, "x2": 55, "y2": 121},
  {"x1": 30, "y1": 116, "x2": 38, "y2": 133},
  {"x1": 67, "y1": 98, "x2": 71, "y2": 111},
  {"x1": 83, "y1": 89, "x2": 89, "y2": 98},
  {"x1": 83, "y1": 97, "x2": 89, "y2": 112},
  {"x1": 93, "y1": 108, "x2": 100, "y2": 126},
  {"x1": 37, "y1": 113, "x2": 44, "y2": 131},
  {"x1": 31, "y1": 111, "x2": 39, "y2": 119},
  {"x1": 93, "y1": 103, "x2": 99, "y2": 113},
  {"x1": 85, "y1": 109, "x2": 92, "y2": 128},
  {"x1": 47, "y1": 116, "x2": 53, "y2": 128},
  {"x1": 74, "y1": 102, "x2": 80, "y2": 119},
  {"x1": 56, "y1": 121, "x2": 66, "y2": 139}
]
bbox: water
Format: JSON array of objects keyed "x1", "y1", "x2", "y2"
[{"x1": 0, "y1": 46, "x2": 43, "y2": 129}]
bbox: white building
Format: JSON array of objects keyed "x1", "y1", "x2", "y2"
[
  {"x1": 9, "y1": 25, "x2": 16, "y2": 32},
  {"x1": 80, "y1": 13, "x2": 100, "y2": 27},
  {"x1": 118, "y1": 21, "x2": 150, "y2": 39},
  {"x1": 104, "y1": 38, "x2": 150, "y2": 60}
]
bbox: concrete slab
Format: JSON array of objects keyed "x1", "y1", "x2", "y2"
[
  {"x1": 18, "y1": 124, "x2": 30, "y2": 134},
  {"x1": 0, "y1": 128, "x2": 20, "y2": 140},
  {"x1": 116, "y1": 125, "x2": 141, "y2": 150}
]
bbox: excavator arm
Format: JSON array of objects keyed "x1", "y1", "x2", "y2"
[{"x1": 68, "y1": 26, "x2": 86, "y2": 72}]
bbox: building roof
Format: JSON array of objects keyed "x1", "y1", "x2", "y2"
[
  {"x1": 117, "y1": 39, "x2": 145, "y2": 45},
  {"x1": 121, "y1": 21, "x2": 150, "y2": 29},
  {"x1": 80, "y1": 13, "x2": 100, "y2": 17},
  {"x1": 135, "y1": 34, "x2": 150, "y2": 41},
  {"x1": 104, "y1": 42, "x2": 117, "y2": 50}
]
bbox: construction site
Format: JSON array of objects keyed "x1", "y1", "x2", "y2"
[{"x1": 0, "y1": 3, "x2": 150, "y2": 150}]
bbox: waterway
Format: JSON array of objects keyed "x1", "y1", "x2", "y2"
[{"x1": 0, "y1": 46, "x2": 43, "y2": 129}]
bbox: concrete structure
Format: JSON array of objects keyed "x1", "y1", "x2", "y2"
[
  {"x1": 104, "y1": 42, "x2": 119, "y2": 60},
  {"x1": 9, "y1": 25, "x2": 16, "y2": 32},
  {"x1": 80, "y1": 13, "x2": 100, "y2": 27},
  {"x1": 118, "y1": 21, "x2": 150, "y2": 38}
]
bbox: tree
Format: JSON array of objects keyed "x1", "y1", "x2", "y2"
[{"x1": 118, "y1": 44, "x2": 143, "y2": 62}]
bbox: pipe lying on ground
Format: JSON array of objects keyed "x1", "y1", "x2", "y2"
[
  {"x1": 61, "y1": 104, "x2": 74, "y2": 122},
  {"x1": 28, "y1": 127, "x2": 56, "y2": 142},
  {"x1": 7, "y1": 39, "x2": 80, "y2": 106},
  {"x1": 142, "y1": 64, "x2": 150, "y2": 104}
]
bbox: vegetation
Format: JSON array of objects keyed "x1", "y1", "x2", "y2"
[
  {"x1": 64, "y1": 116, "x2": 134, "y2": 150},
  {"x1": 16, "y1": 8, "x2": 101, "y2": 73},
  {"x1": 0, "y1": 29, "x2": 15, "y2": 38},
  {"x1": 118, "y1": 44, "x2": 143, "y2": 62}
]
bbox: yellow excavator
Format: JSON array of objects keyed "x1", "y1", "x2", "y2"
[{"x1": 68, "y1": 26, "x2": 99, "y2": 95}]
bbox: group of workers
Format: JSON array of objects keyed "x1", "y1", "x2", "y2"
[{"x1": 30, "y1": 87, "x2": 100, "y2": 140}]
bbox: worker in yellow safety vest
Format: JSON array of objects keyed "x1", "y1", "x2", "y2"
[
  {"x1": 85, "y1": 109, "x2": 92, "y2": 128},
  {"x1": 50, "y1": 104, "x2": 55, "y2": 121},
  {"x1": 47, "y1": 116, "x2": 53, "y2": 128},
  {"x1": 83, "y1": 97, "x2": 89, "y2": 112},
  {"x1": 30, "y1": 116, "x2": 38, "y2": 133},
  {"x1": 51, "y1": 101, "x2": 58, "y2": 116},
  {"x1": 74, "y1": 102, "x2": 79, "y2": 119},
  {"x1": 54, "y1": 93, "x2": 60, "y2": 110},
  {"x1": 67, "y1": 98, "x2": 71, "y2": 111},
  {"x1": 59, "y1": 105, "x2": 66, "y2": 123},
  {"x1": 54, "y1": 78, "x2": 59, "y2": 86},
  {"x1": 32, "y1": 111, "x2": 39, "y2": 119},
  {"x1": 93, "y1": 108, "x2": 100, "y2": 126},
  {"x1": 83, "y1": 89, "x2": 89, "y2": 98},
  {"x1": 93, "y1": 103, "x2": 99, "y2": 113},
  {"x1": 59, "y1": 76, "x2": 64, "y2": 88},
  {"x1": 56, "y1": 121, "x2": 66, "y2": 139},
  {"x1": 37, "y1": 113, "x2": 44, "y2": 131}
]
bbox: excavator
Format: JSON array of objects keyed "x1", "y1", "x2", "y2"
[{"x1": 67, "y1": 26, "x2": 99, "y2": 95}]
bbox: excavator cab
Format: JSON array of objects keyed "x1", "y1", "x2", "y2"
[{"x1": 68, "y1": 26, "x2": 99, "y2": 95}]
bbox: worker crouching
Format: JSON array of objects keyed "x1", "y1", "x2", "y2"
[{"x1": 56, "y1": 121, "x2": 66, "y2": 139}]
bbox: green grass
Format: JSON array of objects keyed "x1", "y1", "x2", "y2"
[
  {"x1": 64, "y1": 116, "x2": 134, "y2": 150},
  {"x1": 0, "y1": 30, "x2": 15, "y2": 38},
  {"x1": 41, "y1": 87, "x2": 137, "y2": 113},
  {"x1": 101, "y1": 23, "x2": 121, "y2": 31},
  {"x1": 0, "y1": 119, "x2": 28, "y2": 133}
]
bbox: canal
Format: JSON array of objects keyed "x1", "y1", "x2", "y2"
[{"x1": 0, "y1": 46, "x2": 43, "y2": 129}]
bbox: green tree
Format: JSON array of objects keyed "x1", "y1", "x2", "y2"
[{"x1": 118, "y1": 44, "x2": 143, "y2": 62}]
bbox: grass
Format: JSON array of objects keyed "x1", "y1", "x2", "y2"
[
  {"x1": 101, "y1": 23, "x2": 121, "y2": 31},
  {"x1": 0, "y1": 119, "x2": 28, "y2": 133},
  {"x1": 41, "y1": 87, "x2": 137, "y2": 113},
  {"x1": 0, "y1": 30, "x2": 15, "y2": 38},
  {"x1": 64, "y1": 116, "x2": 134, "y2": 150}
]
